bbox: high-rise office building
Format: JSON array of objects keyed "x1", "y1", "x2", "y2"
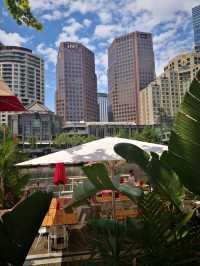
[
  {"x1": 108, "y1": 31, "x2": 155, "y2": 123},
  {"x1": 192, "y1": 5, "x2": 200, "y2": 53},
  {"x1": 0, "y1": 45, "x2": 44, "y2": 124},
  {"x1": 97, "y1": 92, "x2": 108, "y2": 122},
  {"x1": 140, "y1": 51, "x2": 200, "y2": 125},
  {"x1": 56, "y1": 42, "x2": 98, "y2": 122}
]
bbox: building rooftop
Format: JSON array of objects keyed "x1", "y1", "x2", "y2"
[
  {"x1": 97, "y1": 92, "x2": 108, "y2": 97},
  {"x1": 0, "y1": 44, "x2": 32, "y2": 53},
  {"x1": 63, "y1": 121, "x2": 137, "y2": 128},
  {"x1": 27, "y1": 101, "x2": 52, "y2": 113}
]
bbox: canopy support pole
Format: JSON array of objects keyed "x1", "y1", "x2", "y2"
[{"x1": 111, "y1": 165, "x2": 116, "y2": 219}]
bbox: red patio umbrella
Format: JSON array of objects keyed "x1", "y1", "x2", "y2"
[
  {"x1": 0, "y1": 79, "x2": 26, "y2": 111},
  {"x1": 53, "y1": 163, "x2": 67, "y2": 186}
]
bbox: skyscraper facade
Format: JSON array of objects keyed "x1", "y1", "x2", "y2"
[
  {"x1": 97, "y1": 92, "x2": 108, "y2": 122},
  {"x1": 56, "y1": 42, "x2": 98, "y2": 122},
  {"x1": 192, "y1": 5, "x2": 200, "y2": 53},
  {"x1": 140, "y1": 51, "x2": 200, "y2": 125},
  {"x1": 0, "y1": 45, "x2": 44, "y2": 124},
  {"x1": 108, "y1": 31, "x2": 155, "y2": 123}
]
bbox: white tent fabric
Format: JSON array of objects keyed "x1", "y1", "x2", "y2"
[{"x1": 16, "y1": 137, "x2": 168, "y2": 167}]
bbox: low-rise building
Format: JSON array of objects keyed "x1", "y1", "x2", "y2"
[
  {"x1": 9, "y1": 101, "x2": 62, "y2": 143},
  {"x1": 62, "y1": 121, "x2": 153, "y2": 138}
]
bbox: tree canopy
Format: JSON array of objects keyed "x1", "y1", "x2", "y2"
[
  {"x1": 115, "y1": 127, "x2": 162, "y2": 144},
  {"x1": 4, "y1": 0, "x2": 43, "y2": 30},
  {"x1": 54, "y1": 133, "x2": 97, "y2": 147}
]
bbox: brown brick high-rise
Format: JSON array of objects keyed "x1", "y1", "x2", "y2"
[
  {"x1": 108, "y1": 32, "x2": 155, "y2": 123},
  {"x1": 56, "y1": 42, "x2": 98, "y2": 122}
]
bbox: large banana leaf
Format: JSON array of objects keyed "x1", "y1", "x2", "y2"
[
  {"x1": 64, "y1": 163, "x2": 143, "y2": 212},
  {"x1": 114, "y1": 143, "x2": 184, "y2": 208},
  {"x1": 112, "y1": 143, "x2": 150, "y2": 169},
  {"x1": 83, "y1": 163, "x2": 115, "y2": 190},
  {"x1": 0, "y1": 191, "x2": 52, "y2": 266},
  {"x1": 64, "y1": 179, "x2": 97, "y2": 213},
  {"x1": 168, "y1": 70, "x2": 200, "y2": 194}
]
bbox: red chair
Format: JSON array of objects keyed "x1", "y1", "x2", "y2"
[{"x1": 120, "y1": 176, "x2": 125, "y2": 183}]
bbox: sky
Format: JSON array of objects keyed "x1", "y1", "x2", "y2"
[{"x1": 0, "y1": 0, "x2": 199, "y2": 111}]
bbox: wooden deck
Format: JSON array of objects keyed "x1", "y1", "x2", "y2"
[{"x1": 42, "y1": 198, "x2": 78, "y2": 227}]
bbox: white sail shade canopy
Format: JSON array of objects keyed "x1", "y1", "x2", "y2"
[{"x1": 16, "y1": 137, "x2": 168, "y2": 167}]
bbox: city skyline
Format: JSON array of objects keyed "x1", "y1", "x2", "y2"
[{"x1": 0, "y1": 0, "x2": 199, "y2": 111}]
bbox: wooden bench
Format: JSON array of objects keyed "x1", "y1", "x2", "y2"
[{"x1": 116, "y1": 209, "x2": 139, "y2": 220}]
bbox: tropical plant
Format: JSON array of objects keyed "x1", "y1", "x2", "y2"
[
  {"x1": 64, "y1": 163, "x2": 191, "y2": 265},
  {"x1": 0, "y1": 136, "x2": 29, "y2": 208},
  {"x1": 0, "y1": 191, "x2": 52, "y2": 266},
  {"x1": 4, "y1": 0, "x2": 43, "y2": 30},
  {"x1": 64, "y1": 163, "x2": 143, "y2": 213},
  {"x1": 88, "y1": 219, "x2": 136, "y2": 266},
  {"x1": 86, "y1": 193, "x2": 200, "y2": 266},
  {"x1": 166, "y1": 71, "x2": 200, "y2": 195},
  {"x1": 114, "y1": 143, "x2": 184, "y2": 209},
  {"x1": 132, "y1": 192, "x2": 200, "y2": 265}
]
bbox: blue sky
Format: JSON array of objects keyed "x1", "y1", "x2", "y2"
[{"x1": 0, "y1": 0, "x2": 199, "y2": 111}]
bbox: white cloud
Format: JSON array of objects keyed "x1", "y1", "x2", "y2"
[
  {"x1": 0, "y1": 29, "x2": 28, "y2": 46},
  {"x1": 42, "y1": 10, "x2": 64, "y2": 21},
  {"x1": 29, "y1": 0, "x2": 70, "y2": 11},
  {"x1": 36, "y1": 43, "x2": 57, "y2": 65},
  {"x1": 96, "y1": 52, "x2": 108, "y2": 67},
  {"x1": 153, "y1": 28, "x2": 177, "y2": 49},
  {"x1": 98, "y1": 11, "x2": 113, "y2": 24},
  {"x1": 30, "y1": 0, "x2": 99, "y2": 14},
  {"x1": 69, "y1": 0, "x2": 97, "y2": 14},
  {"x1": 155, "y1": 34, "x2": 193, "y2": 75},
  {"x1": 83, "y1": 19, "x2": 92, "y2": 27},
  {"x1": 94, "y1": 24, "x2": 122, "y2": 39},
  {"x1": 56, "y1": 18, "x2": 83, "y2": 47},
  {"x1": 96, "y1": 69, "x2": 107, "y2": 90},
  {"x1": 79, "y1": 37, "x2": 95, "y2": 51}
]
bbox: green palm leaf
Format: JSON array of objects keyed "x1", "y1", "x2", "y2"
[
  {"x1": 168, "y1": 70, "x2": 200, "y2": 194},
  {"x1": 0, "y1": 191, "x2": 52, "y2": 265}
]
